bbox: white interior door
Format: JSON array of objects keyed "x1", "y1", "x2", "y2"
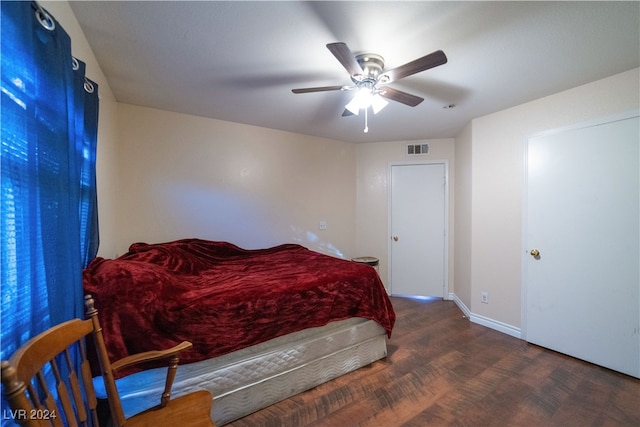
[
  {"x1": 390, "y1": 163, "x2": 446, "y2": 297},
  {"x1": 525, "y1": 114, "x2": 639, "y2": 378}
]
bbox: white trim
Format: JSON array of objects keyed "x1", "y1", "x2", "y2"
[
  {"x1": 448, "y1": 292, "x2": 471, "y2": 319},
  {"x1": 387, "y1": 160, "x2": 450, "y2": 299},
  {"x1": 525, "y1": 109, "x2": 640, "y2": 141},
  {"x1": 449, "y1": 292, "x2": 522, "y2": 339},
  {"x1": 469, "y1": 313, "x2": 522, "y2": 339},
  {"x1": 521, "y1": 133, "x2": 531, "y2": 340}
]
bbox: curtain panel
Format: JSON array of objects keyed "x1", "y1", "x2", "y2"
[{"x1": 1, "y1": 0, "x2": 100, "y2": 382}]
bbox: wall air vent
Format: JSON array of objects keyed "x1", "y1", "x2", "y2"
[{"x1": 407, "y1": 143, "x2": 429, "y2": 155}]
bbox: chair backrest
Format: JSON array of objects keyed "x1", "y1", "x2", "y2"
[{"x1": 1, "y1": 295, "x2": 126, "y2": 427}]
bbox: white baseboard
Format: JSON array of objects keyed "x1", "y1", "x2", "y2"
[
  {"x1": 448, "y1": 292, "x2": 471, "y2": 318},
  {"x1": 448, "y1": 293, "x2": 522, "y2": 339}
]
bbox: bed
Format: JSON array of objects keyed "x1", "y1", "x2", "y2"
[{"x1": 83, "y1": 239, "x2": 396, "y2": 425}]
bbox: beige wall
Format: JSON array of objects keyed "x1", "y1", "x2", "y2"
[
  {"x1": 116, "y1": 104, "x2": 357, "y2": 258},
  {"x1": 458, "y1": 68, "x2": 639, "y2": 331},
  {"x1": 453, "y1": 122, "x2": 472, "y2": 310},
  {"x1": 41, "y1": 1, "x2": 120, "y2": 258},
  {"x1": 355, "y1": 139, "x2": 455, "y2": 291}
]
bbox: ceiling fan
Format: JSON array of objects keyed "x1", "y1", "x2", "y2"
[{"x1": 292, "y1": 42, "x2": 448, "y2": 124}]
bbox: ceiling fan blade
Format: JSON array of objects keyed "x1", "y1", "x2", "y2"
[
  {"x1": 326, "y1": 42, "x2": 363, "y2": 76},
  {"x1": 292, "y1": 85, "x2": 344, "y2": 94},
  {"x1": 341, "y1": 109, "x2": 354, "y2": 117},
  {"x1": 379, "y1": 87, "x2": 424, "y2": 107},
  {"x1": 383, "y1": 50, "x2": 447, "y2": 83}
]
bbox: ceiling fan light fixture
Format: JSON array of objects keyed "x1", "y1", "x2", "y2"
[
  {"x1": 345, "y1": 86, "x2": 388, "y2": 115},
  {"x1": 370, "y1": 93, "x2": 388, "y2": 114},
  {"x1": 345, "y1": 97, "x2": 361, "y2": 115},
  {"x1": 345, "y1": 87, "x2": 369, "y2": 115}
]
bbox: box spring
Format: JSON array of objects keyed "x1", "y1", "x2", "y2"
[{"x1": 96, "y1": 318, "x2": 388, "y2": 425}]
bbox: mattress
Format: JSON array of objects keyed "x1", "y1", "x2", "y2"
[{"x1": 94, "y1": 317, "x2": 388, "y2": 425}]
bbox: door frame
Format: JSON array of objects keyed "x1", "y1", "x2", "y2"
[
  {"x1": 521, "y1": 109, "x2": 640, "y2": 340},
  {"x1": 387, "y1": 160, "x2": 450, "y2": 298}
]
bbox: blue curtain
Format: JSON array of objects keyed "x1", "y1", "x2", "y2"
[{"x1": 1, "y1": 0, "x2": 99, "y2": 374}]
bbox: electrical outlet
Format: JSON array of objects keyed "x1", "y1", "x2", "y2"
[
  {"x1": 319, "y1": 221, "x2": 327, "y2": 230},
  {"x1": 481, "y1": 292, "x2": 489, "y2": 304}
]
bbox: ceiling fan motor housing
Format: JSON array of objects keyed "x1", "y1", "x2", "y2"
[{"x1": 353, "y1": 53, "x2": 387, "y2": 84}]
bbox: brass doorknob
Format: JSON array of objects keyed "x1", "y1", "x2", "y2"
[
  {"x1": 393, "y1": 236, "x2": 399, "y2": 242},
  {"x1": 530, "y1": 249, "x2": 540, "y2": 258}
]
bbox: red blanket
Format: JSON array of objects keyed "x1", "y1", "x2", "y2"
[{"x1": 83, "y1": 239, "x2": 395, "y2": 376}]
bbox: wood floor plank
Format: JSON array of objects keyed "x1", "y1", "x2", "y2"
[{"x1": 226, "y1": 297, "x2": 640, "y2": 427}]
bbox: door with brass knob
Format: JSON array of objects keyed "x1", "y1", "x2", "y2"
[{"x1": 526, "y1": 114, "x2": 639, "y2": 378}]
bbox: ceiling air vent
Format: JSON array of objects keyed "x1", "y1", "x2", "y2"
[{"x1": 407, "y1": 143, "x2": 429, "y2": 155}]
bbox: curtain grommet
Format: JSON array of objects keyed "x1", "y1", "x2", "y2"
[
  {"x1": 84, "y1": 80, "x2": 95, "y2": 94},
  {"x1": 35, "y1": 8, "x2": 55, "y2": 31}
]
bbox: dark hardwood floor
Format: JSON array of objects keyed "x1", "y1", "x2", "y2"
[{"x1": 227, "y1": 296, "x2": 640, "y2": 427}]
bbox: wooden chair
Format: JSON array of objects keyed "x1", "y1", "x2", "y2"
[{"x1": 1, "y1": 295, "x2": 215, "y2": 427}]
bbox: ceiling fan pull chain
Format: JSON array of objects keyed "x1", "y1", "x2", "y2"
[{"x1": 364, "y1": 107, "x2": 369, "y2": 133}]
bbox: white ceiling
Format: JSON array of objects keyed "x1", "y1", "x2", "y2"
[{"x1": 69, "y1": 1, "x2": 639, "y2": 143}]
